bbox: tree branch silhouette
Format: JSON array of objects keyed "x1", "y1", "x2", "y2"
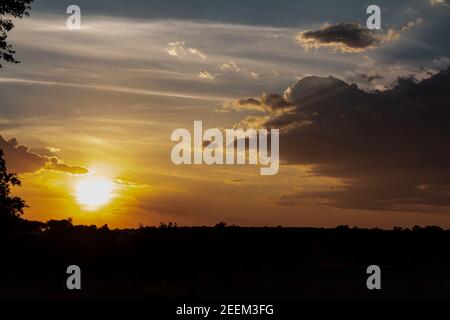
[
  {"x1": 0, "y1": 0, "x2": 33, "y2": 68},
  {"x1": 0, "y1": 150, "x2": 27, "y2": 219}
]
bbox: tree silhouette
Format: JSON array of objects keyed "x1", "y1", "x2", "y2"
[
  {"x1": 0, "y1": 150, "x2": 27, "y2": 219},
  {"x1": 0, "y1": 0, "x2": 33, "y2": 68}
]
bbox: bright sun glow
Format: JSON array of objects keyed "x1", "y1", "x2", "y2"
[{"x1": 75, "y1": 177, "x2": 115, "y2": 209}]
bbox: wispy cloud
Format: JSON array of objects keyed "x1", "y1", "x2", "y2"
[
  {"x1": 401, "y1": 18, "x2": 423, "y2": 32},
  {"x1": 0, "y1": 77, "x2": 227, "y2": 101},
  {"x1": 166, "y1": 41, "x2": 207, "y2": 59},
  {"x1": 198, "y1": 70, "x2": 215, "y2": 80},
  {"x1": 429, "y1": 0, "x2": 449, "y2": 7}
]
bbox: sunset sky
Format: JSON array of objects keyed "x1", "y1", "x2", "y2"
[{"x1": 1, "y1": 0, "x2": 450, "y2": 228}]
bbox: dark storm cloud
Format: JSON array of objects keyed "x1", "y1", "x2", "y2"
[
  {"x1": 0, "y1": 135, "x2": 88, "y2": 174},
  {"x1": 230, "y1": 67, "x2": 450, "y2": 210},
  {"x1": 345, "y1": 65, "x2": 436, "y2": 91},
  {"x1": 222, "y1": 93, "x2": 293, "y2": 113},
  {"x1": 296, "y1": 23, "x2": 402, "y2": 52},
  {"x1": 261, "y1": 93, "x2": 292, "y2": 109},
  {"x1": 237, "y1": 98, "x2": 261, "y2": 107},
  {"x1": 298, "y1": 23, "x2": 378, "y2": 51}
]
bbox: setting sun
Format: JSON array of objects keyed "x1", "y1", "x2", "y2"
[{"x1": 75, "y1": 177, "x2": 115, "y2": 209}]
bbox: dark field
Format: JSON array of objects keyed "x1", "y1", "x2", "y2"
[{"x1": 1, "y1": 219, "x2": 450, "y2": 301}]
